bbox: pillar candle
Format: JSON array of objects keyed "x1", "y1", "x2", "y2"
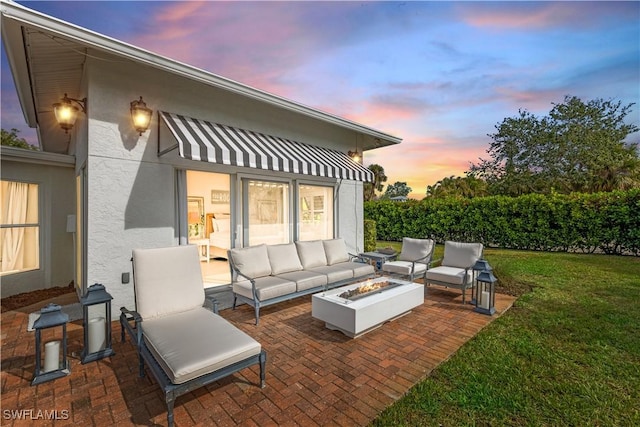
[
  {"x1": 88, "y1": 317, "x2": 106, "y2": 353},
  {"x1": 481, "y1": 291, "x2": 490, "y2": 310},
  {"x1": 44, "y1": 340, "x2": 60, "y2": 373}
]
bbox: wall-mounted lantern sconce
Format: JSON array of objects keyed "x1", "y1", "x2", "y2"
[
  {"x1": 130, "y1": 96, "x2": 153, "y2": 135},
  {"x1": 348, "y1": 150, "x2": 361, "y2": 163},
  {"x1": 53, "y1": 94, "x2": 87, "y2": 133}
]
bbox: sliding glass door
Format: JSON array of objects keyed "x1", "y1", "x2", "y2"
[{"x1": 243, "y1": 179, "x2": 290, "y2": 246}]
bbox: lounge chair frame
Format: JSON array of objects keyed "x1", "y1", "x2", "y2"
[{"x1": 120, "y1": 305, "x2": 266, "y2": 426}]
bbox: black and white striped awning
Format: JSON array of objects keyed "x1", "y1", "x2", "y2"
[{"x1": 160, "y1": 111, "x2": 373, "y2": 182}]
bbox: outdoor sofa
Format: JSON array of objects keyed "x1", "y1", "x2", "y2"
[
  {"x1": 120, "y1": 245, "x2": 266, "y2": 427},
  {"x1": 228, "y1": 238, "x2": 376, "y2": 324}
]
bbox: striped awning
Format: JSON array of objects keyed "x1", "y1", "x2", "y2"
[{"x1": 160, "y1": 111, "x2": 373, "y2": 182}]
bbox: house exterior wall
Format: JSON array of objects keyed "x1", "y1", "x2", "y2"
[
  {"x1": 1, "y1": 153, "x2": 75, "y2": 296},
  {"x1": 83, "y1": 56, "x2": 365, "y2": 315}
]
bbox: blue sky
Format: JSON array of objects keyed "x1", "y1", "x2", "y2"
[{"x1": 2, "y1": 1, "x2": 638, "y2": 198}]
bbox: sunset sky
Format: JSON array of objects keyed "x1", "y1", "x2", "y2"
[{"x1": 2, "y1": 1, "x2": 638, "y2": 198}]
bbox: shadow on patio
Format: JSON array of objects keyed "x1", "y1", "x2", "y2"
[{"x1": 1, "y1": 287, "x2": 516, "y2": 426}]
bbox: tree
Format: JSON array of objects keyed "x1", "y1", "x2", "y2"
[
  {"x1": 425, "y1": 175, "x2": 488, "y2": 198},
  {"x1": 469, "y1": 96, "x2": 639, "y2": 195},
  {"x1": 1, "y1": 128, "x2": 37, "y2": 150},
  {"x1": 364, "y1": 164, "x2": 388, "y2": 201},
  {"x1": 382, "y1": 181, "x2": 412, "y2": 199}
]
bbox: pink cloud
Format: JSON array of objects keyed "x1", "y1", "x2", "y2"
[
  {"x1": 494, "y1": 87, "x2": 568, "y2": 113},
  {"x1": 458, "y1": 2, "x2": 637, "y2": 31},
  {"x1": 131, "y1": 2, "x2": 366, "y2": 99}
]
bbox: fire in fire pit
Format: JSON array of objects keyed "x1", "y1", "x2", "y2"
[{"x1": 338, "y1": 280, "x2": 402, "y2": 301}]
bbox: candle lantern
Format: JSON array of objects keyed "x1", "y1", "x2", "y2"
[
  {"x1": 474, "y1": 268, "x2": 497, "y2": 315},
  {"x1": 471, "y1": 259, "x2": 491, "y2": 305},
  {"x1": 32, "y1": 304, "x2": 70, "y2": 385},
  {"x1": 80, "y1": 283, "x2": 115, "y2": 363}
]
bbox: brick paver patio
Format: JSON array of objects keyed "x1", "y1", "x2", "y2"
[{"x1": 1, "y1": 286, "x2": 516, "y2": 426}]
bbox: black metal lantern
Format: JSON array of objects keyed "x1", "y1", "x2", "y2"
[
  {"x1": 32, "y1": 304, "x2": 70, "y2": 385},
  {"x1": 130, "y1": 96, "x2": 153, "y2": 135},
  {"x1": 474, "y1": 268, "x2": 497, "y2": 315},
  {"x1": 80, "y1": 283, "x2": 115, "y2": 363},
  {"x1": 471, "y1": 259, "x2": 491, "y2": 305}
]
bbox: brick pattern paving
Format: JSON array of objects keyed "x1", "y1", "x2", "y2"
[{"x1": 1, "y1": 286, "x2": 515, "y2": 426}]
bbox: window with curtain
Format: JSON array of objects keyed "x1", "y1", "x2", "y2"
[
  {"x1": 0, "y1": 180, "x2": 39, "y2": 275},
  {"x1": 245, "y1": 179, "x2": 290, "y2": 246},
  {"x1": 298, "y1": 184, "x2": 334, "y2": 241}
]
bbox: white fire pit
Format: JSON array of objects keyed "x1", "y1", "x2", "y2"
[{"x1": 312, "y1": 277, "x2": 424, "y2": 338}]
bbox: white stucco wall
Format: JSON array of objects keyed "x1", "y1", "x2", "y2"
[
  {"x1": 83, "y1": 55, "x2": 367, "y2": 315},
  {"x1": 1, "y1": 153, "x2": 75, "y2": 296},
  {"x1": 337, "y1": 180, "x2": 365, "y2": 254}
]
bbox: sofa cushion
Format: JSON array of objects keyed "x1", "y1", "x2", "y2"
[
  {"x1": 442, "y1": 241, "x2": 483, "y2": 268},
  {"x1": 399, "y1": 238, "x2": 434, "y2": 262},
  {"x1": 133, "y1": 246, "x2": 204, "y2": 320},
  {"x1": 141, "y1": 307, "x2": 261, "y2": 384},
  {"x1": 323, "y1": 239, "x2": 351, "y2": 265},
  {"x1": 309, "y1": 264, "x2": 354, "y2": 283},
  {"x1": 339, "y1": 261, "x2": 375, "y2": 278},
  {"x1": 267, "y1": 243, "x2": 303, "y2": 275},
  {"x1": 295, "y1": 240, "x2": 327, "y2": 269},
  {"x1": 425, "y1": 266, "x2": 471, "y2": 286},
  {"x1": 229, "y1": 244, "x2": 271, "y2": 279},
  {"x1": 233, "y1": 276, "x2": 296, "y2": 301},
  {"x1": 275, "y1": 270, "x2": 328, "y2": 292}
]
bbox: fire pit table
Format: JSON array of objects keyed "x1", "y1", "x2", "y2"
[{"x1": 311, "y1": 277, "x2": 424, "y2": 338}]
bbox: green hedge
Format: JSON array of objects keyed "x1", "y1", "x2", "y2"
[
  {"x1": 364, "y1": 219, "x2": 377, "y2": 252},
  {"x1": 364, "y1": 189, "x2": 640, "y2": 255}
]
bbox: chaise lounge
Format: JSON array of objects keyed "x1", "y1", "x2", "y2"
[{"x1": 120, "y1": 245, "x2": 266, "y2": 427}]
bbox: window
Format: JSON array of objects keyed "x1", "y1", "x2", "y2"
[
  {"x1": 245, "y1": 179, "x2": 290, "y2": 246},
  {"x1": 298, "y1": 184, "x2": 334, "y2": 240},
  {"x1": 1, "y1": 181, "x2": 39, "y2": 275}
]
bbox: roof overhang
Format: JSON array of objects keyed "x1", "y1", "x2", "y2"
[{"x1": 1, "y1": 0, "x2": 402, "y2": 153}]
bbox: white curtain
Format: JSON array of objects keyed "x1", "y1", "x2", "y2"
[{"x1": 1, "y1": 182, "x2": 29, "y2": 271}]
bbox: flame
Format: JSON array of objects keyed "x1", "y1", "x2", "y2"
[{"x1": 338, "y1": 280, "x2": 392, "y2": 300}]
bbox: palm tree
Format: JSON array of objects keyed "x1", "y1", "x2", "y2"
[{"x1": 364, "y1": 164, "x2": 388, "y2": 201}]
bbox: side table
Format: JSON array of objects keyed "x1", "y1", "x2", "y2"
[{"x1": 358, "y1": 251, "x2": 397, "y2": 271}]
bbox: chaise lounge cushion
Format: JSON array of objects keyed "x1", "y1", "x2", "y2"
[
  {"x1": 233, "y1": 276, "x2": 297, "y2": 301},
  {"x1": 322, "y1": 239, "x2": 351, "y2": 265},
  {"x1": 133, "y1": 246, "x2": 204, "y2": 320},
  {"x1": 141, "y1": 307, "x2": 262, "y2": 384},
  {"x1": 267, "y1": 243, "x2": 303, "y2": 275},
  {"x1": 295, "y1": 240, "x2": 327, "y2": 269},
  {"x1": 229, "y1": 244, "x2": 272, "y2": 279}
]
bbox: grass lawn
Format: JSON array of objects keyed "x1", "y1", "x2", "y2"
[{"x1": 371, "y1": 243, "x2": 640, "y2": 426}]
